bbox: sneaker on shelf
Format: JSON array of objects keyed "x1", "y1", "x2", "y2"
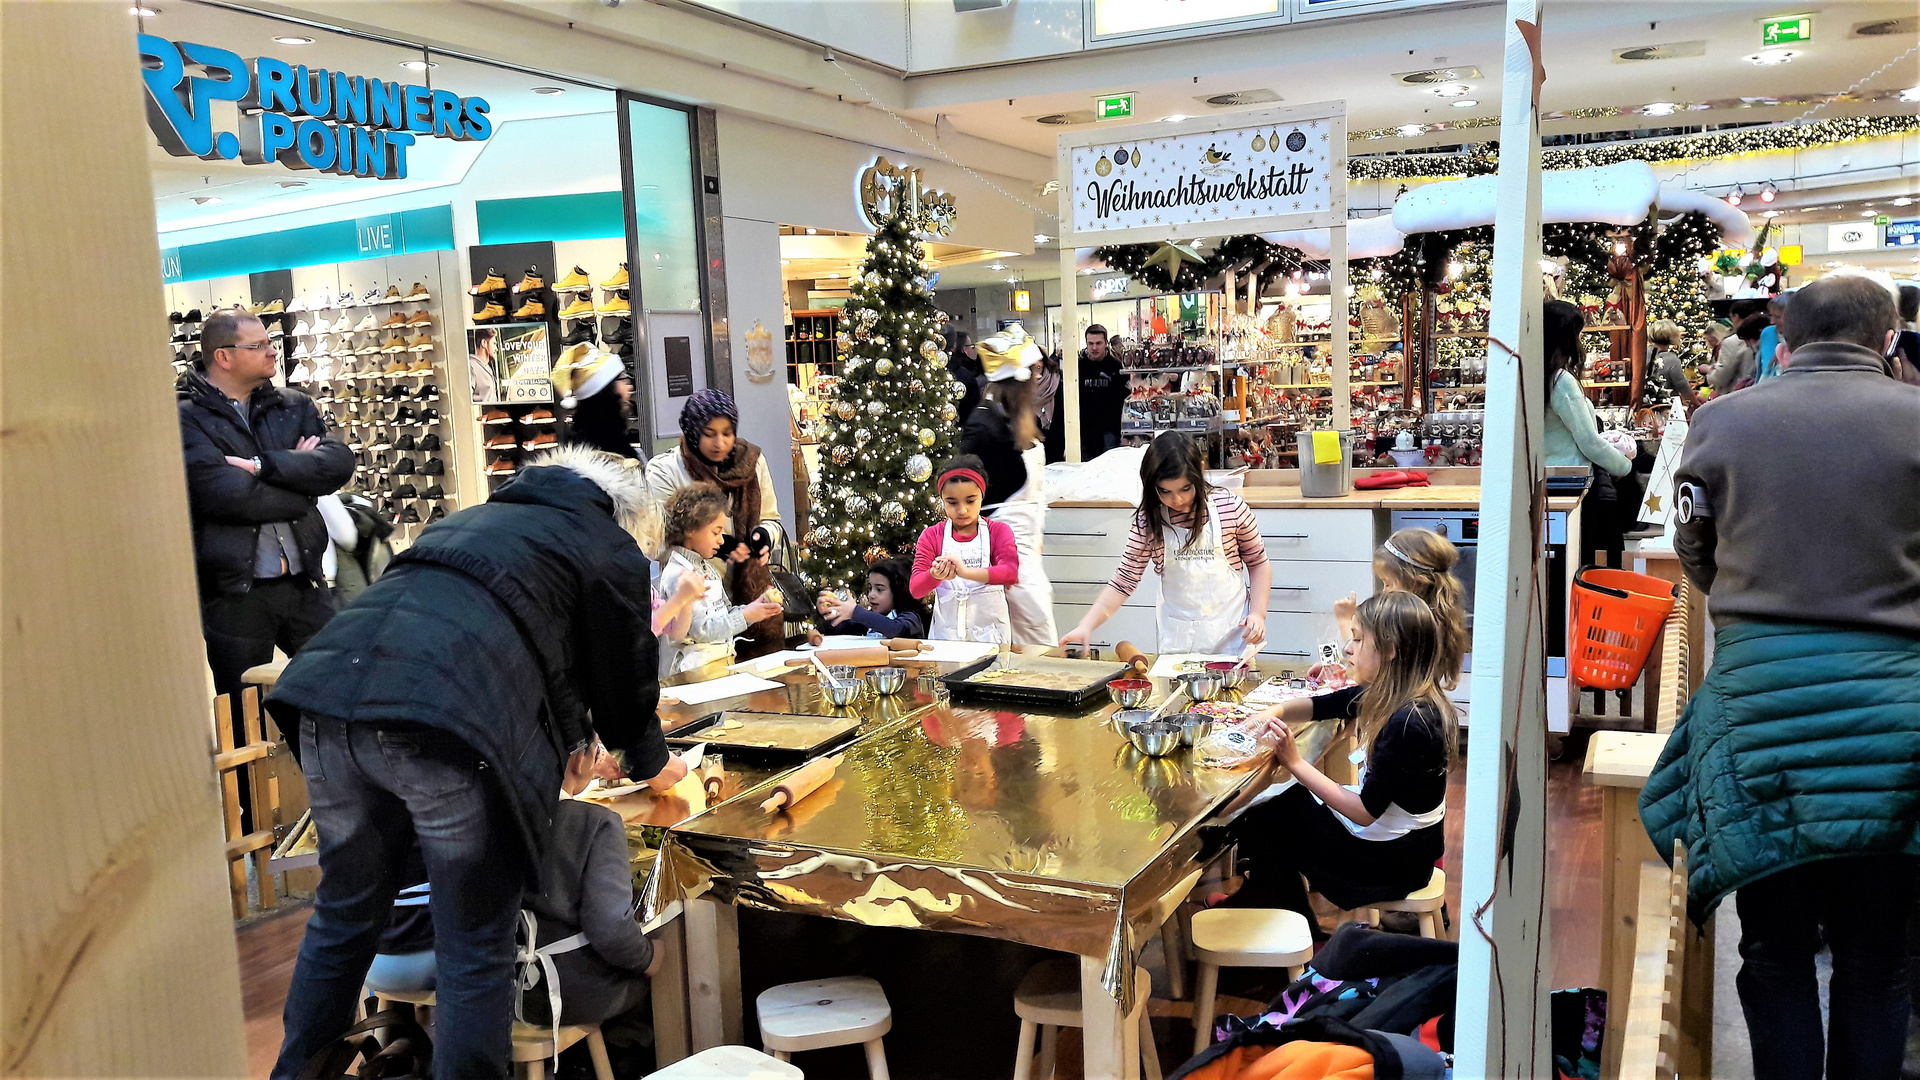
[
  {"x1": 405, "y1": 335, "x2": 435, "y2": 353},
  {"x1": 291, "y1": 320, "x2": 312, "y2": 337},
  {"x1": 420, "y1": 433, "x2": 442, "y2": 453},
  {"x1": 473, "y1": 301, "x2": 506, "y2": 323},
  {"x1": 380, "y1": 311, "x2": 410, "y2": 328},
  {"x1": 378, "y1": 285, "x2": 404, "y2": 305},
  {"x1": 481, "y1": 409, "x2": 514, "y2": 425},
  {"x1": 513, "y1": 267, "x2": 545, "y2": 293},
  {"x1": 470, "y1": 268, "x2": 506, "y2": 295},
  {"x1": 360, "y1": 287, "x2": 383, "y2": 307},
  {"x1": 399, "y1": 506, "x2": 421, "y2": 524},
  {"x1": 346, "y1": 436, "x2": 365, "y2": 452},
  {"x1": 558, "y1": 296, "x2": 596, "y2": 321},
  {"x1": 391, "y1": 406, "x2": 417, "y2": 425},
  {"x1": 405, "y1": 310, "x2": 433, "y2": 327},
  {"x1": 596, "y1": 293, "x2": 631, "y2": 317},
  {"x1": 311, "y1": 361, "x2": 336, "y2": 383},
  {"x1": 267, "y1": 324, "x2": 285, "y2": 339},
  {"x1": 338, "y1": 288, "x2": 361, "y2": 308},
  {"x1": 427, "y1": 505, "x2": 447, "y2": 522},
  {"x1": 485, "y1": 459, "x2": 516, "y2": 476},
  {"x1": 406, "y1": 357, "x2": 434, "y2": 375},
  {"x1": 382, "y1": 358, "x2": 411, "y2": 377},
  {"x1": 292, "y1": 341, "x2": 311, "y2": 360},
  {"x1": 380, "y1": 335, "x2": 409, "y2": 354},
  {"x1": 291, "y1": 362, "x2": 312, "y2": 383},
  {"x1": 600, "y1": 263, "x2": 629, "y2": 290},
  {"x1": 332, "y1": 313, "x2": 355, "y2": 333},
  {"x1": 416, "y1": 384, "x2": 440, "y2": 401},
  {"x1": 484, "y1": 433, "x2": 518, "y2": 450},
  {"x1": 259, "y1": 299, "x2": 285, "y2": 315},
  {"x1": 169, "y1": 310, "x2": 185, "y2": 325},
  {"x1": 512, "y1": 298, "x2": 545, "y2": 319},
  {"x1": 182, "y1": 308, "x2": 203, "y2": 323},
  {"x1": 554, "y1": 265, "x2": 592, "y2": 292},
  {"x1": 368, "y1": 431, "x2": 394, "y2": 452},
  {"x1": 355, "y1": 340, "x2": 382, "y2": 357},
  {"x1": 522, "y1": 432, "x2": 559, "y2": 451},
  {"x1": 395, "y1": 434, "x2": 417, "y2": 452},
  {"x1": 421, "y1": 483, "x2": 446, "y2": 499},
  {"x1": 404, "y1": 281, "x2": 430, "y2": 301},
  {"x1": 522, "y1": 407, "x2": 557, "y2": 425},
  {"x1": 353, "y1": 312, "x2": 379, "y2": 332},
  {"x1": 391, "y1": 483, "x2": 418, "y2": 499},
  {"x1": 286, "y1": 296, "x2": 308, "y2": 314},
  {"x1": 393, "y1": 457, "x2": 417, "y2": 475},
  {"x1": 421, "y1": 457, "x2": 445, "y2": 476},
  {"x1": 416, "y1": 407, "x2": 440, "y2": 424}
]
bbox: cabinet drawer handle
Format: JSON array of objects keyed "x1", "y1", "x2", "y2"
[
  {"x1": 1260, "y1": 649, "x2": 1313, "y2": 657},
  {"x1": 1054, "y1": 580, "x2": 1114, "y2": 586},
  {"x1": 1046, "y1": 531, "x2": 1110, "y2": 537},
  {"x1": 1271, "y1": 584, "x2": 1310, "y2": 591},
  {"x1": 1261, "y1": 533, "x2": 1310, "y2": 540}
]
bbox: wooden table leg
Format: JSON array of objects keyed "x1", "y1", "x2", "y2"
[
  {"x1": 686, "y1": 898, "x2": 742, "y2": 1050},
  {"x1": 650, "y1": 911, "x2": 690, "y2": 1066},
  {"x1": 1598, "y1": 785, "x2": 1660, "y2": 1080},
  {"x1": 1079, "y1": 955, "x2": 1140, "y2": 1080}
]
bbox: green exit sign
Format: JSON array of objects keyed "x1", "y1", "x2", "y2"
[
  {"x1": 1878, "y1": 215, "x2": 1892, "y2": 226},
  {"x1": 1095, "y1": 93, "x2": 1134, "y2": 121},
  {"x1": 1761, "y1": 14, "x2": 1811, "y2": 45}
]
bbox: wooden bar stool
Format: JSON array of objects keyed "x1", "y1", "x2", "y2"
[
  {"x1": 648, "y1": 1045, "x2": 804, "y2": 1077},
  {"x1": 755, "y1": 975, "x2": 891, "y2": 1079},
  {"x1": 369, "y1": 987, "x2": 436, "y2": 1029},
  {"x1": 1011, "y1": 960, "x2": 1159, "y2": 1080},
  {"x1": 1361, "y1": 869, "x2": 1447, "y2": 939},
  {"x1": 510, "y1": 1020, "x2": 614, "y2": 1080},
  {"x1": 1189, "y1": 908, "x2": 1315, "y2": 1055}
]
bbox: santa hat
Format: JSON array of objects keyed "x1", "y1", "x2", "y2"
[
  {"x1": 976, "y1": 325, "x2": 1042, "y2": 382},
  {"x1": 550, "y1": 343, "x2": 625, "y2": 408}
]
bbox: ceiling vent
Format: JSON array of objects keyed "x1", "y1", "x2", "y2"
[
  {"x1": 1199, "y1": 88, "x2": 1282, "y2": 108},
  {"x1": 1854, "y1": 16, "x2": 1918, "y2": 35},
  {"x1": 1613, "y1": 40, "x2": 1707, "y2": 62},
  {"x1": 1030, "y1": 110, "x2": 1096, "y2": 126},
  {"x1": 1393, "y1": 66, "x2": 1481, "y2": 86}
]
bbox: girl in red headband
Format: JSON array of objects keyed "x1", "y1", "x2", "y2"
[{"x1": 910, "y1": 455, "x2": 1019, "y2": 642}]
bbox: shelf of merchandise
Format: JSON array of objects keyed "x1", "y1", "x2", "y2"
[
  {"x1": 1584, "y1": 380, "x2": 1632, "y2": 388},
  {"x1": 787, "y1": 309, "x2": 841, "y2": 442}
]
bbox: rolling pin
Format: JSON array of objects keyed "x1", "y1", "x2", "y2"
[
  {"x1": 760, "y1": 756, "x2": 840, "y2": 814},
  {"x1": 884, "y1": 638, "x2": 931, "y2": 653},
  {"x1": 784, "y1": 645, "x2": 894, "y2": 669},
  {"x1": 1115, "y1": 641, "x2": 1151, "y2": 677}
]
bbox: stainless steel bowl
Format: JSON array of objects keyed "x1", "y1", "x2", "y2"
[
  {"x1": 1180, "y1": 671, "x2": 1226, "y2": 702},
  {"x1": 865, "y1": 667, "x2": 908, "y2": 695},
  {"x1": 821, "y1": 679, "x2": 865, "y2": 707},
  {"x1": 1108, "y1": 679, "x2": 1154, "y2": 708},
  {"x1": 1178, "y1": 712, "x2": 1215, "y2": 747},
  {"x1": 1127, "y1": 721, "x2": 1183, "y2": 757},
  {"x1": 1111, "y1": 708, "x2": 1157, "y2": 731},
  {"x1": 828, "y1": 665, "x2": 859, "y2": 685},
  {"x1": 1204, "y1": 662, "x2": 1251, "y2": 691}
]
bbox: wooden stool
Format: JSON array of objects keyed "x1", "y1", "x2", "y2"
[
  {"x1": 1189, "y1": 908, "x2": 1314, "y2": 1055},
  {"x1": 370, "y1": 987, "x2": 435, "y2": 1029},
  {"x1": 648, "y1": 1045, "x2": 804, "y2": 1078},
  {"x1": 1011, "y1": 960, "x2": 1159, "y2": 1080},
  {"x1": 755, "y1": 976, "x2": 891, "y2": 1079},
  {"x1": 1362, "y1": 869, "x2": 1447, "y2": 939},
  {"x1": 510, "y1": 1020, "x2": 613, "y2": 1080}
]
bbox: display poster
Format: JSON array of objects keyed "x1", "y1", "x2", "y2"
[
  {"x1": 467, "y1": 322, "x2": 552, "y2": 405},
  {"x1": 1068, "y1": 116, "x2": 1334, "y2": 237},
  {"x1": 648, "y1": 310, "x2": 708, "y2": 438},
  {"x1": 1886, "y1": 219, "x2": 1920, "y2": 248}
]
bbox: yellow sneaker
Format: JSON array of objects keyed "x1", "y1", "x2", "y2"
[
  {"x1": 378, "y1": 285, "x2": 403, "y2": 305},
  {"x1": 554, "y1": 265, "x2": 592, "y2": 292},
  {"x1": 380, "y1": 335, "x2": 408, "y2": 354},
  {"x1": 403, "y1": 281, "x2": 430, "y2": 301},
  {"x1": 473, "y1": 301, "x2": 506, "y2": 323},
  {"x1": 406, "y1": 334, "x2": 435, "y2": 353},
  {"x1": 469, "y1": 269, "x2": 506, "y2": 295},
  {"x1": 381, "y1": 311, "x2": 410, "y2": 328},
  {"x1": 383, "y1": 357, "x2": 411, "y2": 376},
  {"x1": 407, "y1": 356, "x2": 435, "y2": 374},
  {"x1": 597, "y1": 293, "x2": 631, "y2": 317},
  {"x1": 406, "y1": 310, "x2": 433, "y2": 327},
  {"x1": 558, "y1": 296, "x2": 596, "y2": 320},
  {"x1": 599, "y1": 263, "x2": 628, "y2": 290},
  {"x1": 514, "y1": 268, "x2": 545, "y2": 293},
  {"x1": 512, "y1": 298, "x2": 545, "y2": 319}
]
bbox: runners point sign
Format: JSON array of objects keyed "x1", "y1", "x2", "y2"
[{"x1": 137, "y1": 35, "x2": 491, "y2": 179}]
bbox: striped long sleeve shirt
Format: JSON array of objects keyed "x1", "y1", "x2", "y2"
[{"x1": 1108, "y1": 489, "x2": 1268, "y2": 594}]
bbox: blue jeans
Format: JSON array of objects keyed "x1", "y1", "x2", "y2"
[{"x1": 272, "y1": 717, "x2": 523, "y2": 1080}]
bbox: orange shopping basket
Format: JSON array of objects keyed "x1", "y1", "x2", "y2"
[{"x1": 1569, "y1": 567, "x2": 1678, "y2": 690}]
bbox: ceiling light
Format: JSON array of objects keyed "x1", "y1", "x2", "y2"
[
  {"x1": 1006, "y1": 276, "x2": 1019, "y2": 284},
  {"x1": 1643, "y1": 101, "x2": 1678, "y2": 116},
  {"x1": 1760, "y1": 183, "x2": 1777, "y2": 203},
  {"x1": 531, "y1": 86, "x2": 566, "y2": 96},
  {"x1": 1895, "y1": 197, "x2": 1914, "y2": 207},
  {"x1": 1397, "y1": 124, "x2": 1426, "y2": 137},
  {"x1": 1862, "y1": 209, "x2": 1878, "y2": 217},
  {"x1": 273, "y1": 34, "x2": 313, "y2": 45},
  {"x1": 988, "y1": 262, "x2": 1006, "y2": 271},
  {"x1": 1744, "y1": 50, "x2": 1796, "y2": 65},
  {"x1": 129, "y1": 5, "x2": 159, "y2": 15},
  {"x1": 1033, "y1": 233, "x2": 1051, "y2": 245},
  {"x1": 780, "y1": 259, "x2": 790, "y2": 265},
  {"x1": 1429, "y1": 83, "x2": 1472, "y2": 98},
  {"x1": 653, "y1": 252, "x2": 662, "y2": 259},
  {"x1": 805, "y1": 227, "x2": 817, "y2": 235},
  {"x1": 1726, "y1": 187, "x2": 1743, "y2": 206},
  {"x1": 191, "y1": 195, "x2": 221, "y2": 205},
  {"x1": 1761, "y1": 210, "x2": 1780, "y2": 218},
  {"x1": 1904, "y1": 87, "x2": 1920, "y2": 103},
  {"x1": 827, "y1": 273, "x2": 840, "y2": 278},
  {"x1": 1450, "y1": 99, "x2": 1478, "y2": 109},
  {"x1": 276, "y1": 180, "x2": 307, "y2": 189},
  {"x1": 400, "y1": 60, "x2": 438, "y2": 71},
  {"x1": 1161, "y1": 114, "x2": 1190, "y2": 123}
]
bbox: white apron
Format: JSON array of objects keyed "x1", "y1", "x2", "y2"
[
  {"x1": 988, "y1": 444, "x2": 1058, "y2": 646},
  {"x1": 661, "y1": 552, "x2": 734, "y2": 676},
  {"x1": 1156, "y1": 494, "x2": 1249, "y2": 654},
  {"x1": 928, "y1": 521, "x2": 1010, "y2": 643},
  {"x1": 1337, "y1": 763, "x2": 1447, "y2": 841}
]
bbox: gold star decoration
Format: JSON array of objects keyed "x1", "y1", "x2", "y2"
[
  {"x1": 1143, "y1": 241, "x2": 1202, "y2": 279},
  {"x1": 1645, "y1": 494, "x2": 1662, "y2": 513}
]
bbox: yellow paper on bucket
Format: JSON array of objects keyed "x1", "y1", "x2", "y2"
[{"x1": 1311, "y1": 430, "x2": 1341, "y2": 465}]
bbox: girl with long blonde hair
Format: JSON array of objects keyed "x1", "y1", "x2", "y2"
[{"x1": 1335, "y1": 527, "x2": 1470, "y2": 689}]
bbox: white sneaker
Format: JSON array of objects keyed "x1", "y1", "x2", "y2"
[
  {"x1": 340, "y1": 289, "x2": 361, "y2": 308},
  {"x1": 313, "y1": 290, "x2": 337, "y2": 311},
  {"x1": 286, "y1": 296, "x2": 307, "y2": 314},
  {"x1": 353, "y1": 313, "x2": 378, "y2": 332},
  {"x1": 331, "y1": 314, "x2": 353, "y2": 334},
  {"x1": 312, "y1": 337, "x2": 331, "y2": 357},
  {"x1": 291, "y1": 362, "x2": 312, "y2": 382},
  {"x1": 292, "y1": 341, "x2": 310, "y2": 360},
  {"x1": 292, "y1": 319, "x2": 312, "y2": 337}
]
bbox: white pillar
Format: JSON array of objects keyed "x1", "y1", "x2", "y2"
[
  {"x1": 1060, "y1": 243, "x2": 1082, "y2": 461},
  {"x1": 1330, "y1": 223, "x2": 1351, "y2": 430},
  {"x1": 1454, "y1": 1, "x2": 1552, "y2": 1075}
]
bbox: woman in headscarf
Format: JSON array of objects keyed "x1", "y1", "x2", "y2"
[
  {"x1": 960, "y1": 325, "x2": 1058, "y2": 646},
  {"x1": 643, "y1": 388, "x2": 786, "y2": 659}
]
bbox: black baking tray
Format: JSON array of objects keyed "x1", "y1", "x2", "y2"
[
  {"x1": 940, "y1": 654, "x2": 1130, "y2": 708},
  {"x1": 663, "y1": 710, "x2": 862, "y2": 760}
]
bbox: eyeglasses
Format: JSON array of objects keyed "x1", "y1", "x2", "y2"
[{"x1": 223, "y1": 342, "x2": 275, "y2": 353}]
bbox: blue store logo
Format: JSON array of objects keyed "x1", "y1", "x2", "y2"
[{"x1": 138, "y1": 34, "x2": 491, "y2": 180}]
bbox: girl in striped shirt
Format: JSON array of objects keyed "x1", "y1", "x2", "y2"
[{"x1": 1060, "y1": 432, "x2": 1273, "y2": 654}]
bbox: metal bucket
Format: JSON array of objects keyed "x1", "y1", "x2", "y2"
[{"x1": 1296, "y1": 430, "x2": 1354, "y2": 497}]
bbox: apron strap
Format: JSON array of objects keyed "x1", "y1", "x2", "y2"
[{"x1": 517, "y1": 912, "x2": 593, "y2": 1067}]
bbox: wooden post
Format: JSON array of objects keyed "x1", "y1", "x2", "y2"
[
  {"x1": 1455, "y1": 0, "x2": 1553, "y2": 1073},
  {"x1": 1, "y1": 2, "x2": 249, "y2": 1073},
  {"x1": 1331, "y1": 223, "x2": 1351, "y2": 430},
  {"x1": 1061, "y1": 243, "x2": 1083, "y2": 461}
]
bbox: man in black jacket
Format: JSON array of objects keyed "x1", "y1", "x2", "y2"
[
  {"x1": 1077, "y1": 324, "x2": 1126, "y2": 460},
  {"x1": 265, "y1": 446, "x2": 680, "y2": 1080},
  {"x1": 179, "y1": 309, "x2": 354, "y2": 694}
]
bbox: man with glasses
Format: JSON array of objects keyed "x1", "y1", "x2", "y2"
[{"x1": 180, "y1": 308, "x2": 354, "y2": 695}]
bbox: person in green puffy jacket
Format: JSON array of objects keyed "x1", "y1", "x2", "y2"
[{"x1": 1639, "y1": 272, "x2": 1920, "y2": 1080}]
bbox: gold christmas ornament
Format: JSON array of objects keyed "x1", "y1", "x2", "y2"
[
  {"x1": 831, "y1": 444, "x2": 854, "y2": 466},
  {"x1": 940, "y1": 403, "x2": 957, "y2": 423},
  {"x1": 918, "y1": 340, "x2": 940, "y2": 360},
  {"x1": 866, "y1": 400, "x2": 886, "y2": 416},
  {"x1": 905, "y1": 454, "x2": 933, "y2": 483},
  {"x1": 874, "y1": 357, "x2": 894, "y2": 375},
  {"x1": 917, "y1": 427, "x2": 936, "y2": 447},
  {"x1": 864, "y1": 545, "x2": 889, "y2": 566},
  {"x1": 880, "y1": 501, "x2": 907, "y2": 525},
  {"x1": 836, "y1": 401, "x2": 856, "y2": 421}
]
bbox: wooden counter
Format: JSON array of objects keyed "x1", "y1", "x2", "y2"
[{"x1": 1053, "y1": 483, "x2": 1583, "y2": 512}]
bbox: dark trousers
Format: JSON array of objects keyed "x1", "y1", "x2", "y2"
[
  {"x1": 1735, "y1": 853, "x2": 1918, "y2": 1080},
  {"x1": 201, "y1": 576, "x2": 335, "y2": 697},
  {"x1": 272, "y1": 717, "x2": 523, "y2": 1080}
]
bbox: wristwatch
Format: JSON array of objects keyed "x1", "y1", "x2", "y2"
[{"x1": 252, "y1": 456, "x2": 263, "y2": 473}]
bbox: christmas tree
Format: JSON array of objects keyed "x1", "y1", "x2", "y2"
[
  {"x1": 799, "y1": 192, "x2": 963, "y2": 594},
  {"x1": 1644, "y1": 267, "x2": 1713, "y2": 368}
]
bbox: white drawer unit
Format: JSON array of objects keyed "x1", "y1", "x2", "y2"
[
  {"x1": 1253, "y1": 611, "x2": 1338, "y2": 664},
  {"x1": 1053, "y1": 602, "x2": 1158, "y2": 653},
  {"x1": 1040, "y1": 506, "x2": 1137, "y2": 558},
  {"x1": 1251, "y1": 508, "x2": 1376, "y2": 563},
  {"x1": 1042, "y1": 554, "x2": 1160, "y2": 608},
  {"x1": 1261, "y1": 560, "x2": 1378, "y2": 614}
]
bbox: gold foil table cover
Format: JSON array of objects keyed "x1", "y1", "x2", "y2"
[{"x1": 643, "y1": 692, "x2": 1338, "y2": 1010}]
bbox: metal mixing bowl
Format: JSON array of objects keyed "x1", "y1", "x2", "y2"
[
  {"x1": 1204, "y1": 661, "x2": 1251, "y2": 691},
  {"x1": 828, "y1": 665, "x2": 859, "y2": 684},
  {"x1": 865, "y1": 667, "x2": 908, "y2": 695},
  {"x1": 1111, "y1": 708, "x2": 1157, "y2": 731},
  {"x1": 1108, "y1": 679, "x2": 1154, "y2": 708},
  {"x1": 1127, "y1": 721, "x2": 1184, "y2": 757},
  {"x1": 1180, "y1": 671, "x2": 1226, "y2": 702},
  {"x1": 821, "y1": 679, "x2": 864, "y2": 707},
  {"x1": 1179, "y1": 712, "x2": 1215, "y2": 747}
]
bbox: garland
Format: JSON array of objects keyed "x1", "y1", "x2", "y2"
[{"x1": 1094, "y1": 234, "x2": 1301, "y2": 293}]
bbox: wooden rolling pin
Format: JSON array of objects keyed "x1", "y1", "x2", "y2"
[
  {"x1": 784, "y1": 645, "x2": 921, "y2": 669},
  {"x1": 884, "y1": 638, "x2": 931, "y2": 653},
  {"x1": 1115, "y1": 641, "x2": 1151, "y2": 677},
  {"x1": 760, "y1": 756, "x2": 840, "y2": 814}
]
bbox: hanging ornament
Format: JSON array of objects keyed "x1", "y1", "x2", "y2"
[
  {"x1": 917, "y1": 427, "x2": 936, "y2": 447},
  {"x1": 1095, "y1": 154, "x2": 1112, "y2": 177},
  {"x1": 936, "y1": 350, "x2": 950, "y2": 365},
  {"x1": 905, "y1": 454, "x2": 933, "y2": 483},
  {"x1": 866, "y1": 400, "x2": 886, "y2": 417},
  {"x1": 919, "y1": 339, "x2": 940, "y2": 360},
  {"x1": 853, "y1": 323, "x2": 871, "y2": 342},
  {"x1": 803, "y1": 528, "x2": 821, "y2": 546},
  {"x1": 909, "y1": 378, "x2": 924, "y2": 393},
  {"x1": 846, "y1": 493, "x2": 870, "y2": 516},
  {"x1": 864, "y1": 545, "x2": 890, "y2": 566},
  {"x1": 855, "y1": 427, "x2": 872, "y2": 447},
  {"x1": 940, "y1": 402, "x2": 958, "y2": 423},
  {"x1": 836, "y1": 401, "x2": 856, "y2": 421},
  {"x1": 880, "y1": 501, "x2": 907, "y2": 526},
  {"x1": 874, "y1": 357, "x2": 894, "y2": 375},
  {"x1": 934, "y1": 310, "x2": 949, "y2": 329},
  {"x1": 835, "y1": 332, "x2": 852, "y2": 351},
  {"x1": 950, "y1": 379, "x2": 968, "y2": 401},
  {"x1": 831, "y1": 444, "x2": 854, "y2": 466}
]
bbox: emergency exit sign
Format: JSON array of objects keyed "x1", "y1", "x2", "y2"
[
  {"x1": 1761, "y1": 14, "x2": 1811, "y2": 45},
  {"x1": 1095, "y1": 93, "x2": 1134, "y2": 121}
]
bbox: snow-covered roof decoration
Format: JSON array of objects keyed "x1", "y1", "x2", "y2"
[
  {"x1": 1260, "y1": 214, "x2": 1407, "y2": 259},
  {"x1": 1654, "y1": 187, "x2": 1755, "y2": 247},
  {"x1": 1390, "y1": 159, "x2": 1752, "y2": 245}
]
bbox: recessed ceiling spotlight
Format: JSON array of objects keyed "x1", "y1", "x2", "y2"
[
  {"x1": 191, "y1": 195, "x2": 221, "y2": 205},
  {"x1": 129, "y1": 5, "x2": 159, "y2": 15},
  {"x1": 1429, "y1": 83, "x2": 1472, "y2": 98},
  {"x1": 805, "y1": 227, "x2": 817, "y2": 234},
  {"x1": 1450, "y1": 99, "x2": 1479, "y2": 109},
  {"x1": 400, "y1": 60, "x2": 438, "y2": 72},
  {"x1": 1006, "y1": 276, "x2": 1019, "y2": 284},
  {"x1": 1397, "y1": 124, "x2": 1426, "y2": 137},
  {"x1": 273, "y1": 34, "x2": 313, "y2": 45},
  {"x1": 1894, "y1": 197, "x2": 1914, "y2": 207},
  {"x1": 1744, "y1": 50, "x2": 1796, "y2": 65},
  {"x1": 531, "y1": 86, "x2": 566, "y2": 96},
  {"x1": 1761, "y1": 210, "x2": 1780, "y2": 218},
  {"x1": 1643, "y1": 101, "x2": 1678, "y2": 116},
  {"x1": 1862, "y1": 209, "x2": 1878, "y2": 217},
  {"x1": 276, "y1": 180, "x2": 307, "y2": 189},
  {"x1": 988, "y1": 262, "x2": 1007, "y2": 271},
  {"x1": 1904, "y1": 86, "x2": 1920, "y2": 103},
  {"x1": 1033, "y1": 233, "x2": 1051, "y2": 245},
  {"x1": 1161, "y1": 113, "x2": 1190, "y2": 123},
  {"x1": 1726, "y1": 187, "x2": 1743, "y2": 206},
  {"x1": 1760, "y1": 182, "x2": 1777, "y2": 203}
]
